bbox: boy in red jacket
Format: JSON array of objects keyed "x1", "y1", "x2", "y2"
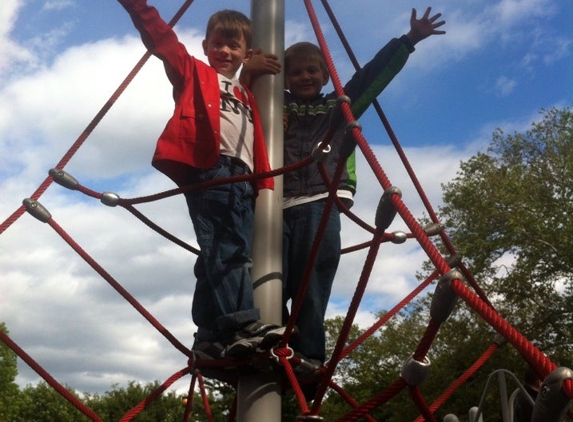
[{"x1": 118, "y1": 0, "x2": 285, "y2": 358}]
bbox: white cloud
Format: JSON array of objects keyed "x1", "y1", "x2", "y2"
[
  {"x1": 1, "y1": 0, "x2": 571, "y2": 398},
  {"x1": 495, "y1": 75, "x2": 517, "y2": 96},
  {"x1": 43, "y1": 0, "x2": 75, "y2": 12},
  {"x1": 0, "y1": 0, "x2": 35, "y2": 79}
]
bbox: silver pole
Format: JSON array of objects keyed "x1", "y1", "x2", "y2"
[{"x1": 237, "y1": 1, "x2": 284, "y2": 421}]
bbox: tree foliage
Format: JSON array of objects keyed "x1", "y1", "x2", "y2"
[
  {"x1": 0, "y1": 323, "x2": 20, "y2": 421},
  {"x1": 439, "y1": 106, "x2": 573, "y2": 360}
]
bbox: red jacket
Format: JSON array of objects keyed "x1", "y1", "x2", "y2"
[{"x1": 119, "y1": 0, "x2": 274, "y2": 190}]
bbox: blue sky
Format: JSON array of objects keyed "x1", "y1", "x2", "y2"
[{"x1": 1, "y1": 0, "x2": 572, "y2": 399}]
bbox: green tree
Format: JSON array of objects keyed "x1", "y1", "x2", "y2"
[
  {"x1": 438, "y1": 106, "x2": 573, "y2": 361},
  {"x1": 84, "y1": 380, "x2": 188, "y2": 422},
  {"x1": 307, "y1": 108, "x2": 573, "y2": 420},
  {"x1": 0, "y1": 323, "x2": 21, "y2": 421},
  {"x1": 15, "y1": 381, "x2": 90, "y2": 422}
]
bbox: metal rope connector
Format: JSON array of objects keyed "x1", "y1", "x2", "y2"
[
  {"x1": 340, "y1": 120, "x2": 361, "y2": 158},
  {"x1": 270, "y1": 345, "x2": 294, "y2": 364},
  {"x1": 444, "y1": 253, "x2": 462, "y2": 268},
  {"x1": 375, "y1": 186, "x2": 401, "y2": 231},
  {"x1": 101, "y1": 192, "x2": 121, "y2": 207},
  {"x1": 327, "y1": 94, "x2": 351, "y2": 130},
  {"x1": 430, "y1": 269, "x2": 463, "y2": 322},
  {"x1": 391, "y1": 231, "x2": 407, "y2": 244},
  {"x1": 49, "y1": 168, "x2": 79, "y2": 190},
  {"x1": 22, "y1": 198, "x2": 51, "y2": 223},
  {"x1": 423, "y1": 222, "x2": 444, "y2": 236},
  {"x1": 532, "y1": 366, "x2": 573, "y2": 422},
  {"x1": 401, "y1": 355, "x2": 431, "y2": 386},
  {"x1": 311, "y1": 141, "x2": 331, "y2": 162}
]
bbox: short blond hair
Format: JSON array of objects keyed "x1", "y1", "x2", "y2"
[{"x1": 206, "y1": 10, "x2": 252, "y2": 48}]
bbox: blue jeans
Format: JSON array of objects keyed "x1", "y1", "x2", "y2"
[
  {"x1": 184, "y1": 156, "x2": 260, "y2": 341},
  {"x1": 283, "y1": 200, "x2": 341, "y2": 362}
]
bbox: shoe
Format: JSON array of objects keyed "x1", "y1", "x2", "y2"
[
  {"x1": 292, "y1": 353, "x2": 323, "y2": 402},
  {"x1": 224, "y1": 321, "x2": 289, "y2": 358},
  {"x1": 293, "y1": 352, "x2": 323, "y2": 380},
  {"x1": 191, "y1": 334, "x2": 225, "y2": 360}
]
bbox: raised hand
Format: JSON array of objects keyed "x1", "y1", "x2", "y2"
[{"x1": 406, "y1": 7, "x2": 446, "y2": 45}]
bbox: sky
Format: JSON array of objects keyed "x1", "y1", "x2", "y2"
[{"x1": 1, "y1": 0, "x2": 572, "y2": 400}]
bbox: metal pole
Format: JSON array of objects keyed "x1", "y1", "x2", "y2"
[
  {"x1": 498, "y1": 371, "x2": 511, "y2": 422},
  {"x1": 237, "y1": 1, "x2": 284, "y2": 421}
]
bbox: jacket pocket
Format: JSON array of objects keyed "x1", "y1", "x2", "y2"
[{"x1": 179, "y1": 105, "x2": 197, "y2": 139}]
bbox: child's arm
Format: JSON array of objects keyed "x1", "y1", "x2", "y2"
[
  {"x1": 405, "y1": 7, "x2": 446, "y2": 45},
  {"x1": 117, "y1": 0, "x2": 188, "y2": 89},
  {"x1": 240, "y1": 48, "x2": 281, "y2": 88}
]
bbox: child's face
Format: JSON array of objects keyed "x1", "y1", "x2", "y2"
[
  {"x1": 203, "y1": 27, "x2": 252, "y2": 79},
  {"x1": 285, "y1": 55, "x2": 329, "y2": 100}
]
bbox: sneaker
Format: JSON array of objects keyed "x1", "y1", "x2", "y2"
[
  {"x1": 191, "y1": 334, "x2": 225, "y2": 360},
  {"x1": 293, "y1": 353, "x2": 323, "y2": 379},
  {"x1": 224, "y1": 321, "x2": 290, "y2": 358},
  {"x1": 292, "y1": 353, "x2": 323, "y2": 402}
]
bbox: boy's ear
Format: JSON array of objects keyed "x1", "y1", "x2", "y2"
[
  {"x1": 202, "y1": 39, "x2": 208, "y2": 56},
  {"x1": 243, "y1": 48, "x2": 254, "y2": 64}
]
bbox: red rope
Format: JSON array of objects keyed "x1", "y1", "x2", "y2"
[
  {"x1": 342, "y1": 270, "x2": 440, "y2": 360},
  {"x1": 409, "y1": 385, "x2": 437, "y2": 422},
  {"x1": 328, "y1": 382, "x2": 377, "y2": 422},
  {"x1": 333, "y1": 378, "x2": 407, "y2": 422},
  {"x1": 45, "y1": 216, "x2": 192, "y2": 357},
  {"x1": 196, "y1": 373, "x2": 216, "y2": 422},
  {"x1": 312, "y1": 229, "x2": 386, "y2": 413},
  {"x1": 0, "y1": 330, "x2": 104, "y2": 422},
  {"x1": 2, "y1": 0, "x2": 569, "y2": 420},
  {"x1": 450, "y1": 279, "x2": 573, "y2": 398},
  {"x1": 413, "y1": 342, "x2": 500, "y2": 421},
  {"x1": 182, "y1": 374, "x2": 196, "y2": 422},
  {"x1": 0, "y1": 0, "x2": 194, "y2": 238},
  {"x1": 119, "y1": 367, "x2": 191, "y2": 422},
  {"x1": 283, "y1": 159, "x2": 346, "y2": 348}
]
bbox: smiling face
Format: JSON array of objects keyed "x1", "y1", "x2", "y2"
[
  {"x1": 285, "y1": 55, "x2": 329, "y2": 100},
  {"x1": 203, "y1": 28, "x2": 251, "y2": 79},
  {"x1": 284, "y1": 42, "x2": 329, "y2": 101},
  {"x1": 202, "y1": 10, "x2": 253, "y2": 79}
]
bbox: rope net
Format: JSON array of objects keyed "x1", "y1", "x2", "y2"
[{"x1": 1, "y1": 0, "x2": 571, "y2": 421}]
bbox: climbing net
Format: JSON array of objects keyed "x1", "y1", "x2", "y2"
[{"x1": 1, "y1": 0, "x2": 572, "y2": 421}]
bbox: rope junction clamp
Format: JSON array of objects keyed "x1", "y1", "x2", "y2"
[
  {"x1": 311, "y1": 141, "x2": 331, "y2": 162},
  {"x1": 49, "y1": 168, "x2": 79, "y2": 190},
  {"x1": 101, "y1": 192, "x2": 121, "y2": 207},
  {"x1": 444, "y1": 253, "x2": 462, "y2": 268},
  {"x1": 375, "y1": 186, "x2": 401, "y2": 231},
  {"x1": 22, "y1": 199, "x2": 51, "y2": 223},
  {"x1": 391, "y1": 231, "x2": 408, "y2": 244},
  {"x1": 270, "y1": 345, "x2": 294, "y2": 363},
  {"x1": 401, "y1": 354, "x2": 431, "y2": 386},
  {"x1": 493, "y1": 333, "x2": 507, "y2": 347},
  {"x1": 327, "y1": 95, "x2": 351, "y2": 130},
  {"x1": 423, "y1": 222, "x2": 445, "y2": 236},
  {"x1": 340, "y1": 120, "x2": 361, "y2": 159},
  {"x1": 430, "y1": 269, "x2": 463, "y2": 322},
  {"x1": 532, "y1": 366, "x2": 573, "y2": 422}
]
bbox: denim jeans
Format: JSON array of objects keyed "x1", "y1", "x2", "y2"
[
  {"x1": 184, "y1": 156, "x2": 260, "y2": 340},
  {"x1": 283, "y1": 200, "x2": 341, "y2": 362}
]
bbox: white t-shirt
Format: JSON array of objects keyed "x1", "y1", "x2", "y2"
[{"x1": 218, "y1": 74, "x2": 255, "y2": 171}]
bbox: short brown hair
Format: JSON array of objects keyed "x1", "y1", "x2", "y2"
[
  {"x1": 284, "y1": 42, "x2": 327, "y2": 74},
  {"x1": 206, "y1": 10, "x2": 252, "y2": 48}
]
